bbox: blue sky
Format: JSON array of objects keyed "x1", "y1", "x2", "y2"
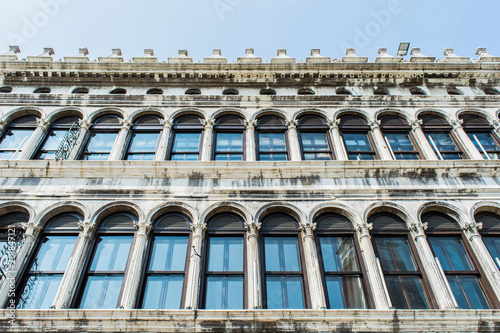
[{"x1": 0, "y1": 0, "x2": 498, "y2": 62}]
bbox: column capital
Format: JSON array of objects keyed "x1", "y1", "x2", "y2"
[
  {"x1": 163, "y1": 120, "x2": 173, "y2": 130},
  {"x1": 409, "y1": 221, "x2": 428, "y2": 239},
  {"x1": 36, "y1": 118, "x2": 50, "y2": 130},
  {"x1": 490, "y1": 119, "x2": 500, "y2": 131},
  {"x1": 190, "y1": 223, "x2": 207, "y2": 237},
  {"x1": 450, "y1": 118, "x2": 463, "y2": 130},
  {"x1": 78, "y1": 119, "x2": 92, "y2": 131},
  {"x1": 355, "y1": 223, "x2": 373, "y2": 238},
  {"x1": 286, "y1": 120, "x2": 298, "y2": 130},
  {"x1": 120, "y1": 120, "x2": 133, "y2": 130},
  {"x1": 0, "y1": 119, "x2": 7, "y2": 131},
  {"x1": 244, "y1": 120, "x2": 258, "y2": 130},
  {"x1": 22, "y1": 222, "x2": 42, "y2": 238},
  {"x1": 203, "y1": 119, "x2": 215, "y2": 129},
  {"x1": 78, "y1": 221, "x2": 96, "y2": 240},
  {"x1": 300, "y1": 222, "x2": 317, "y2": 239},
  {"x1": 134, "y1": 222, "x2": 153, "y2": 237},
  {"x1": 245, "y1": 222, "x2": 261, "y2": 239},
  {"x1": 462, "y1": 220, "x2": 483, "y2": 236},
  {"x1": 410, "y1": 119, "x2": 423, "y2": 130},
  {"x1": 368, "y1": 120, "x2": 380, "y2": 130},
  {"x1": 327, "y1": 120, "x2": 339, "y2": 130}
]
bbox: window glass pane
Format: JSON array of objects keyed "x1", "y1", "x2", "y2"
[
  {"x1": 447, "y1": 275, "x2": 489, "y2": 309},
  {"x1": 325, "y1": 275, "x2": 366, "y2": 309},
  {"x1": 483, "y1": 237, "x2": 500, "y2": 269},
  {"x1": 303, "y1": 152, "x2": 331, "y2": 161},
  {"x1": 39, "y1": 129, "x2": 67, "y2": 152},
  {"x1": 171, "y1": 153, "x2": 198, "y2": 161},
  {"x1": 428, "y1": 236, "x2": 473, "y2": 271},
  {"x1": 207, "y1": 237, "x2": 243, "y2": 272},
  {"x1": 128, "y1": 132, "x2": 159, "y2": 153},
  {"x1": 125, "y1": 153, "x2": 155, "y2": 161},
  {"x1": 343, "y1": 133, "x2": 372, "y2": 152},
  {"x1": 266, "y1": 276, "x2": 304, "y2": 309},
  {"x1": 149, "y1": 236, "x2": 188, "y2": 271},
  {"x1": 80, "y1": 275, "x2": 123, "y2": 309},
  {"x1": 36, "y1": 236, "x2": 77, "y2": 271},
  {"x1": 216, "y1": 133, "x2": 242, "y2": 152},
  {"x1": 385, "y1": 276, "x2": 429, "y2": 309},
  {"x1": 319, "y1": 237, "x2": 358, "y2": 271},
  {"x1": 427, "y1": 133, "x2": 462, "y2": 160},
  {"x1": 142, "y1": 275, "x2": 183, "y2": 309},
  {"x1": 83, "y1": 153, "x2": 110, "y2": 161},
  {"x1": 205, "y1": 276, "x2": 243, "y2": 309},
  {"x1": 259, "y1": 133, "x2": 286, "y2": 151},
  {"x1": 17, "y1": 274, "x2": 62, "y2": 309},
  {"x1": 393, "y1": 153, "x2": 419, "y2": 160},
  {"x1": 265, "y1": 237, "x2": 300, "y2": 272},
  {"x1": 348, "y1": 153, "x2": 375, "y2": 161},
  {"x1": 90, "y1": 236, "x2": 132, "y2": 271},
  {"x1": 301, "y1": 132, "x2": 329, "y2": 151},
  {"x1": 0, "y1": 151, "x2": 15, "y2": 160},
  {"x1": 0, "y1": 129, "x2": 34, "y2": 150},
  {"x1": 374, "y1": 237, "x2": 417, "y2": 272},
  {"x1": 259, "y1": 153, "x2": 287, "y2": 161},
  {"x1": 172, "y1": 133, "x2": 201, "y2": 152},
  {"x1": 86, "y1": 132, "x2": 118, "y2": 153},
  {"x1": 385, "y1": 133, "x2": 415, "y2": 152},
  {"x1": 215, "y1": 153, "x2": 243, "y2": 161},
  {"x1": 468, "y1": 132, "x2": 500, "y2": 159}
]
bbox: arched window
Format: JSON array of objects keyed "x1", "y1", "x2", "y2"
[
  {"x1": 202, "y1": 213, "x2": 245, "y2": 309},
  {"x1": 297, "y1": 115, "x2": 333, "y2": 160},
  {"x1": 255, "y1": 115, "x2": 288, "y2": 161},
  {"x1": 0, "y1": 86, "x2": 13, "y2": 93},
  {"x1": 213, "y1": 115, "x2": 245, "y2": 161},
  {"x1": 315, "y1": 213, "x2": 368, "y2": 309},
  {"x1": 260, "y1": 88, "x2": 276, "y2": 96},
  {"x1": 0, "y1": 211, "x2": 28, "y2": 286},
  {"x1": 475, "y1": 211, "x2": 500, "y2": 270},
  {"x1": 146, "y1": 88, "x2": 163, "y2": 95},
  {"x1": 261, "y1": 213, "x2": 306, "y2": 309},
  {"x1": 124, "y1": 115, "x2": 163, "y2": 161},
  {"x1": 110, "y1": 88, "x2": 126, "y2": 95},
  {"x1": 410, "y1": 87, "x2": 427, "y2": 96},
  {"x1": 222, "y1": 88, "x2": 239, "y2": 96},
  {"x1": 17, "y1": 212, "x2": 82, "y2": 309},
  {"x1": 423, "y1": 212, "x2": 492, "y2": 309},
  {"x1": 77, "y1": 212, "x2": 136, "y2": 309},
  {"x1": 379, "y1": 115, "x2": 420, "y2": 160},
  {"x1": 460, "y1": 114, "x2": 500, "y2": 160},
  {"x1": 79, "y1": 115, "x2": 122, "y2": 160},
  {"x1": 34, "y1": 87, "x2": 51, "y2": 94},
  {"x1": 447, "y1": 87, "x2": 463, "y2": 96},
  {"x1": 483, "y1": 87, "x2": 500, "y2": 96},
  {"x1": 185, "y1": 88, "x2": 201, "y2": 95},
  {"x1": 297, "y1": 88, "x2": 315, "y2": 95},
  {"x1": 370, "y1": 212, "x2": 432, "y2": 309},
  {"x1": 0, "y1": 115, "x2": 40, "y2": 160},
  {"x1": 169, "y1": 115, "x2": 204, "y2": 161},
  {"x1": 140, "y1": 213, "x2": 191, "y2": 309},
  {"x1": 338, "y1": 115, "x2": 376, "y2": 160},
  {"x1": 33, "y1": 115, "x2": 82, "y2": 160},
  {"x1": 373, "y1": 87, "x2": 390, "y2": 96},
  {"x1": 419, "y1": 114, "x2": 463, "y2": 160},
  {"x1": 336, "y1": 88, "x2": 352, "y2": 95},
  {"x1": 72, "y1": 87, "x2": 89, "y2": 94}
]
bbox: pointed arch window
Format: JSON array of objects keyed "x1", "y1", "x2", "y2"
[
  {"x1": 79, "y1": 115, "x2": 122, "y2": 161},
  {"x1": 256, "y1": 115, "x2": 288, "y2": 161},
  {"x1": 213, "y1": 115, "x2": 245, "y2": 161},
  {"x1": 140, "y1": 213, "x2": 191, "y2": 309},
  {"x1": 17, "y1": 212, "x2": 82, "y2": 309},
  {"x1": 297, "y1": 115, "x2": 333, "y2": 160},
  {"x1": 338, "y1": 115, "x2": 377, "y2": 160},
  {"x1": 124, "y1": 115, "x2": 163, "y2": 161},
  {"x1": 379, "y1": 115, "x2": 420, "y2": 160},
  {"x1": 169, "y1": 115, "x2": 204, "y2": 161},
  {"x1": 475, "y1": 211, "x2": 500, "y2": 270},
  {"x1": 33, "y1": 115, "x2": 82, "y2": 160},
  {"x1": 315, "y1": 213, "x2": 368, "y2": 309},
  {"x1": 460, "y1": 114, "x2": 500, "y2": 160},
  {"x1": 0, "y1": 115, "x2": 39, "y2": 160},
  {"x1": 419, "y1": 114, "x2": 463, "y2": 160}
]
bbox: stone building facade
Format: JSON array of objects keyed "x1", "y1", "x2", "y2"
[{"x1": 0, "y1": 46, "x2": 499, "y2": 332}]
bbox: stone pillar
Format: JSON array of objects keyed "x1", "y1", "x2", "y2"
[
  {"x1": 369, "y1": 120, "x2": 393, "y2": 160},
  {"x1": 450, "y1": 119, "x2": 484, "y2": 160},
  {"x1": 52, "y1": 221, "x2": 95, "y2": 309},
  {"x1": 119, "y1": 222, "x2": 152, "y2": 309},
  {"x1": 245, "y1": 222, "x2": 262, "y2": 309},
  {"x1": 184, "y1": 222, "x2": 206, "y2": 309},
  {"x1": 155, "y1": 120, "x2": 172, "y2": 161},
  {"x1": 354, "y1": 222, "x2": 391, "y2": 309},
  {"x1": 408, "y1": 221, "x2": 456, "y2": 309},
  {"x1": 328, "y1": 120, "x2": 347, "y2": 160},
  {"x1": 68, "y1": 119, "x2": 91, "y2": 160},
  {"x1": 245, "y1": 120, "x2": 257, "y2": 162},
  {"x1": 17, "y1": 118, "x2": 50, "y2": 160},
  {"x1": 109, "y1": 120, "x2": 132, "y2": 161},
  {"x1": 491, "y1": 120, "x2": 500, "y2": 138},
  {"x1": 201, "y1": 120, "x2": 214, "y2": 161},
  {"x1": 286, "y1": 120, "x2": 301, "y2": 161},
  {"x1": 462, "y1": 220, "x2": 500, "y2": 302},
  {"x1": 0, "y1": 222, "x2": 42, "y2": 308},
  {"x1": 410, "y1": 120, "x2": 438, "y2": 160},
  {"x1": 300, "y1": 222, "x2": 327, "y2": 309}
]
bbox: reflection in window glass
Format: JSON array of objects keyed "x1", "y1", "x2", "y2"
[
  {"x1": 215, "y1": 133, "x2": 243, "y2": 161},
  {"x1": 80, "y1": 275, "x2": 123, "y2": 309},
  {"x1": 266, "y1": 276, "x2": 303, "y2": 309},
  {"x1": 428, "y1": 237, "x2": 473, "y2": 271},
  {"x1": 205, "y1": 276, "x2": 243, "y2": 309},
  {"x1": 320, "y1": 237, "x2": 358, "y2": 271},
  {"x1": 35, "y1": 130, "x2": 66, "y2": 160},
  {"x1": 170, "y1": 133, "x2": 201, "y2": 161},
  {"x1": 258, "y1": 133, "x2": 287, "y2": 161},
  {"x1": 300, "y1": 132, "x2": 331, "y2": 160},
  {"x1": 385, "y1": 276, "x2": 429, "y2": 309},
  {"x1": 265, "y1": 237, "x2": 300, "y2": 272},
  {"x1": 125, "y1": 132, "x2": 159, "y2": 161},
  {"x1": 325, "y1": 276, "x2": 365, "y2": 309},
  {"x1": 375, "y1": 237, "x2": 417, "y2": 272},
  {"x1": 207, "y1": 237, "x2": 243, "y2": 272},
  {"x1": 343, "y1": 133, "x2": 375, "y2": 160},
  {"x1": 467, "y1": 132, "x2": 500, "y2": 160},
  {"x1": 0, "y1": 129, "x2": 34, "y2": 160},
  {"x1": 426, "y1": 133, "x2": 462, "y2": 160},
  {"x1": 143, "y1": 275, "x2": 183, "y2": 309},
  {"x1": 82, "y1": 132, "x2": 118, "y2": 160},
  {"x1": 483, "y1": 237, "x2": 500, "y2": 269},
  {"x1": 385, "y1": 133, "x2": 419, "y2": 160},
  {"x1": 448, "y1": 276, "x2": 489, "y2": 309}
]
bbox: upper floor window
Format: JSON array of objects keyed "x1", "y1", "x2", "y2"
[
  {"x1": 419, "y1": 114, "x2": 463, "y2": 160},
  {"x1": 0, "y1": 86, "x2": 13, "y2": 93},
  {"x1": 260, "y1": 88, "x2": 276, "y2": 96},
  {"x1": 146, "y1": 88, "x2": 163, "y2": 95},
  {"x1": 33, "y1": 116, "x2": 81, "y2": 160},
  {"x1": 110, "y1": 88, "x2": 126, "y2": 95},
  {"x1": 256, "y1": 115, "x2": 288, "y2": 161},
  {"x1": 203, "y1": 213, "x2": 245, "y2": 309},
  {"x1": 185, "y1": 88, "x2": 201, "y2": 95},
  {"x1": 297, "y1": 115, "x2": 333, "y2": 161},
  {"x1": 169, "y1": 115, "x2": 204, "y2": 161},
  {"x1": 0, "y1": 211, "x2": 28, "y2": 287},
  {"x1": 124, "y1": 115, "x2": 163, "y2": 161},
  {"x1": 80, "y1": 115, "x2": 122, "y2": 161},
  {"x1": 373, "y1": 87, "x2": 390, "y2": 96},
  {"x1": 423, "y1": 212, "x2": 493, "y2": 309},
  {"x1": 72, "y1": 87, "x2": 89, "y2": 94},
  {"x1": 483, "y1": 87, "x2": 500, "y2": 96},
  {"x1": 460, "y1": 114, "x2": 500, "y2": 160},
  {"x1": 410, "y1": 87, "x2": 427, "y2": 96},
  {"x1": 297, "y1": 88, "x2": 315, "y2": 95},
  {"x1": 77, "y1": 212, "x2": 136, "y2": 309},
  {"x1": 213, "y1": 115, "x2": 245, "y2": 161},
  {"x1": 34, "y1": 87, "x2": 51, "y2": 94},
  {"x1": 0, "y1": 115, "x2": 39, "y2": 160},
  {"x1": 379, "y1": 115, "x2": 420, "y2": 160},
  {"x1": 315, "y1": 213, "x2": 367, "y2": 309},
  {"x1": 447, "y1": 87, "x2": 463, "y2": 96},
  {"x1": 222, "y1": 88, "x2": 239, "y2": 96},
  {"x1": 336, "y1": 88, "x2": 352, "y2": 95},
  {"x1": 370, "y1": 212, "x2": 432, "y2": 309},
  {"x1": 474, "y1": 211, "x2": 500, "y2": 270},
  {"x1": 141, "y1": 213, "x2": 190, "y2": 309},
  {"x1": 338, "y1": 115, "x2": 376, "y2": 160},
  {"x1": 261, "y1": 213, "x2": 306, "y2": 309},
  {"x1": 17, "y1": 212, "x2": 82, "y2": 309}
]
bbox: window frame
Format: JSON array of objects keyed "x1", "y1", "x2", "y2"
[
  {"x1": 338, "y1": 116, "x2": 378, "y2": 160},
  {"x1": 379, "y1": 116, "x2": 422, "y2": 160},
  {"x1": 419, "y1": 115, "x2": 465, "y2": 160},
  {"x1": 255, "y1": 116, "x2": 289, "y2": 161},
  {"x1": 123, "y1": 116, "x2": 163, "y2": 161},
  {"x1": 212, "y1": 116, "x2": 246, "y2": 161},
  {"x1": 0, "y1": 115, "x2": 40, "y2": 160},
  {"x1": 168, "y1": 116, "x2": 205, "y2": 161},
  {"x1": 460, "y1": 115, "x2": 500, "y2": 160},
  {"x1": 297, "y1": 116, "x2": 334, "y2": 161},
  {"x1": 33, "y1": 116, "x2": 82, "y2": 160},
  {"x1": 79, "y1": 115, "x2": 122, "y2": 161}
]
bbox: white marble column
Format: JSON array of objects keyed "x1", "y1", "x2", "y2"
[
  {"x1": 245, "y1": 120, "x2": 257, "y2": 162},
  {"x1": 0, "y1": 222, "x2": 42, "y2": 307},
  {"x1": 408, "y1": 221, "x2": 456, "y2": 309},
  {"x1": 154, "y1": 120, "x2": 172, "y2": 161},
  {"x1": 68, "y1": 119, "x2": 91, "y2": 160},
  {"x1": 109, "y1": 120, "x2": 132, "y2": 161},
  {"x1": 491, "y1": 120, "x2": 500, "y2": 138},
  {"x1": 52, "y1": 221, "x2": 95, "y2": 309},
  {"x1": 355, "y1": 222, "x2": 391, "y2": 309},
  {"x1": 286, "y1": 120, "x2": 301, "y2": 161},
  {"x1": 450, "y1": 119, "x2": 484, "y2": 160},
  {"x1": 201, "y1": 120, "x2": 214, "y2": 161},
  {"x1": 369, "y1": 120, "x2": 393, "y2": 160},
  {"x1": 329, "y1": 120, "x2": 347, "y2": 160},
  {"x1": 17, "y1": 118, "x2": 50, "y2": 160},
  {"x1": 183, "y1": 222, "x2": 206, "y2": 309},
  {"x1": 410, "y1": 120, "x2": 439, "y2": 160},
  {"x1": 300, "y1": 222, "x2": 327, "y2": 309},
  {"x1": 119, "y1": 222, "x2": 152, "y2": 309},
  {"x1": 245, "y1": 222, "x2": 262, "y2": 309}
]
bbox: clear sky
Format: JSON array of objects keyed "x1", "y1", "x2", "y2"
[{"x1": 0, "y1": 0, "x2": 498, "y2": 62}]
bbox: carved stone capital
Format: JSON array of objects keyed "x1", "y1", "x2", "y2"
[
  {"x1": 490, "y1": 119, "x2": 500, "y2": 131},
  {"x1": 0, "y1": 119, "x2": 7, "y2": 131},
  {"x1": 410, "y1": 119, "x2": 422, "y2": 130},
  {"x1": 328, "y1": 120, "x2": 339, "y2": 130},
  {"x1": 36, "y1": 118, "x2": 50, "y2": 130},
  {"x1": 78, "y1": 221, "x2": 96, "y2": 240},
  {"x1": 134, "y1": 222, "x2": 152, "y2": 237},
  {"x1": 190, "y1": 223, "x2": 207, "y2": 237},
  {"x1": 22, "y1": 222, "x2": 42, "y2": 238},
  {"x1": 450, "y1": 118, "x2": 463, "y2": 130},
  {"x1": 245, "y1": 222, "x2": 261, "y2": 239},
  {"x1": 203, "y1": 119, "x2": 215, "y2": 129},
  {"x1": 120, "y1": 120, "x2": 133, "y2": 130},
  {"x1": 463, "y1": 221, "x2": 483, "y2": 236},
  {"x1": 163, "y1": 120, "x2": 173, "y2": 130},
  {"x1": 244, "y1": 120, "x2": 258, "y2": 130},
  {"x1": 300, "y1": 222, "x2": 317, "y2": 239},
  {"x1": 409, "y1": 221, "x2": 428, "y2": 238},
  {"x1": 286, "y1": 120, "x2": 298, "y2": 130},
  {"x1": 79, "y1": 119, "x2": 92, "y2": 131},
  {"x1": 368, "y1": 120, "x2": 380, "y2": 130},
  {"x1": 355, "y1": 223, "x2": 373, "y2": 238}
]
